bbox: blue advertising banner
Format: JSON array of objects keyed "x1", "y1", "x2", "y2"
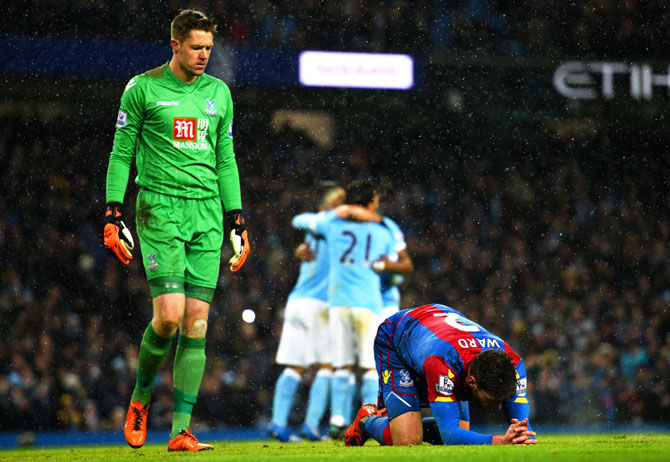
[
  {"x1": 1, "y1": 35, "x2": 298, "y2": 85},
  {"x1": 1, "y1": 35, "x2": 418, "y2": 89}
]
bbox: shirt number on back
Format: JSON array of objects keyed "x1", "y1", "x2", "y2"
[
  {"x1": 340, "y1": 231, "x2": 372, "y2": 263},
  {"x1": 434, "y1": 312, "x2": 480, "y2": 332}
]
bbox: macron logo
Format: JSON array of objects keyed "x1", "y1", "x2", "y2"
[{"x1": 157, "y1": 101, "x2": 180, "y2": 106}]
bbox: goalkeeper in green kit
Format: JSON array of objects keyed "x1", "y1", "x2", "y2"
[{"x1": 103, "y1": 9, "x2": 249, "y2": 452}]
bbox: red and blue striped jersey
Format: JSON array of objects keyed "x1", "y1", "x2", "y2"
[{"x1": 389, "y1": 303, "x2": 527, "y2": 406}]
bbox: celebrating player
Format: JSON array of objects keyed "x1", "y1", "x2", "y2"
[
  {"x1": 333, "y1": 212, "x2": 414, "y2": 411},
  {"x1": 375, "y1": 215, "x2": 413, "y2": 320},
  {"x1": 292, "y1": 179, "x2": 397, "y2": 438},
  {"x1": 104, "y1": 9, "x2": 249, "y2": 452},
  {"x1": 345, "y1": 303, "x2": 537, "y2": 446},
  {"x1": 358, "y1": 215, "x2": 413, "y2": 411},
  {"x1": 269, "y1": 184, "x2": 345, "y2": 442}
]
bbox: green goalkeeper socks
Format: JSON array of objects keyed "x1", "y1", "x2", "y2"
[
  {"x1": 132, "y1": 323, "x2": 175, "y2": 406},
  {"x1": 171, "y1": 335, "x2": 206, "y2": 439}
]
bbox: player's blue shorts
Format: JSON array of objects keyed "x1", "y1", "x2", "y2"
[{"x1": 374, "y1": 319, "x2": 427, "y2": 419}]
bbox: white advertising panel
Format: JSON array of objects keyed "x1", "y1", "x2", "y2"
[{"x1": 299, "y1": 51, "x2": 414, "y2": 90}]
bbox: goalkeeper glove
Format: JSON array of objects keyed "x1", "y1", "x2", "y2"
[
  {"x1": 226, "y1": 210, "x2": 249, "y2": 272},
  {"x1": 104, "y1": 202, "x2": 134, "y2": 265}
]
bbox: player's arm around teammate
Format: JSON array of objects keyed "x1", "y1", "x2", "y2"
[
  {"x1": 332, "y1": 206, "x2": 414, "y2": 276},
  {"x1": 269, "y1": 185, "x2": 345, "y2": 442}
]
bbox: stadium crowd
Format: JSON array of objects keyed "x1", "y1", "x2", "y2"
[
  {"x1": 3, "y1": 0, "x2": 669, "y2": 59},
  {"x1": 0, "y1": 94, "x2": 668, "y2": 433}
]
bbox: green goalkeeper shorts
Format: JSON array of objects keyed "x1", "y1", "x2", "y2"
[{"x1": 135, "y1": 188, "x2": 223, "y2": 303}]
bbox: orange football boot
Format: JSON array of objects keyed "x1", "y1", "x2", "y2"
[
  {"x1": 168, "y1": 429, "x2": 214, "y2": 451},
  {"x1": 124, "y1": 399, "x2": 149, "y2": 448},
  {"x1": 344, "y1": 403, "x2": 377, "y2": 447}
]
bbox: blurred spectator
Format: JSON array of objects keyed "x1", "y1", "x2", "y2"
[
  {"x1": 0, "y1": 101, "x2": 668, "y2": 431},
  {"x1": 2, "y1": 1, "x2": 669, "y2": 59}
]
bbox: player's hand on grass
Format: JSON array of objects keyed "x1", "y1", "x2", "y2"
[
  {"x1": 508, "y1": 418, "x2": 537, "y2": 445},
  {"x1": 493, "y1": 418, "x2": 536, "y2": 445},
  {"x1": 104, "y1": 202, "x2": 134, "y2": 265},
  {"x1": 294, "y1": 243, "x2": 314, "y2": 261},
  {"x1": 227, "y1": 210, "x2": 249, "y2": 272},
  {"x1": 510, "y1": 418, "x2": 537, "y2": 444}
]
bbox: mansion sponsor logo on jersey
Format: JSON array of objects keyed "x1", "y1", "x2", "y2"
[{"x1": 172, "y1": 117, "x2": 209, "y2": 150}]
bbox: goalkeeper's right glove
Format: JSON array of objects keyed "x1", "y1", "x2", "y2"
[{"x1": 104, "y1": 202, "x2": 134, "y2": 265}]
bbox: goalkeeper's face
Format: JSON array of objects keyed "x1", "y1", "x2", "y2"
[{"x1": 173, "y1": 29, "x2": 214, "y2": 79}]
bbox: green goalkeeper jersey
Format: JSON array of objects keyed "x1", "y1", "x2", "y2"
[{"x1": 106, "y1": 63, "x2": 242, "y2": 211}]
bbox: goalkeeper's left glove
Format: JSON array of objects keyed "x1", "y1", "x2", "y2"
[
  {"x1": 226, "y1": 210, "x2": 249, "y2": 272},
  {"x1": 104, "y1": 202, "x2": 134, "y2": 265}
]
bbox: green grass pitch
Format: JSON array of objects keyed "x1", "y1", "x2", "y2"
[{"x1": 1, "y1": 434, "x2": 669, "y2": 462}]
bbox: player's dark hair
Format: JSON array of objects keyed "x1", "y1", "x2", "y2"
[
  {"x1": 346, "y1": 179, "x2": 378, "y2": 207},
  {"x1": 470, "y1": 349, "x2": 517, "y2": 400},
  {"x1": 171, "y1": 9, "x2": 217, "y2": 43}
]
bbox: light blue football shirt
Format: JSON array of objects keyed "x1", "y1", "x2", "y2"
[
  {"x1": 287, "y1": 232, "x2": 330, "y2": 302},
  {"x1": 380, "y1": 216, "x2": 407, "y2": 308},
  {"x1": 292, "y1": 210, "x2": 396, "y2": 313}
]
